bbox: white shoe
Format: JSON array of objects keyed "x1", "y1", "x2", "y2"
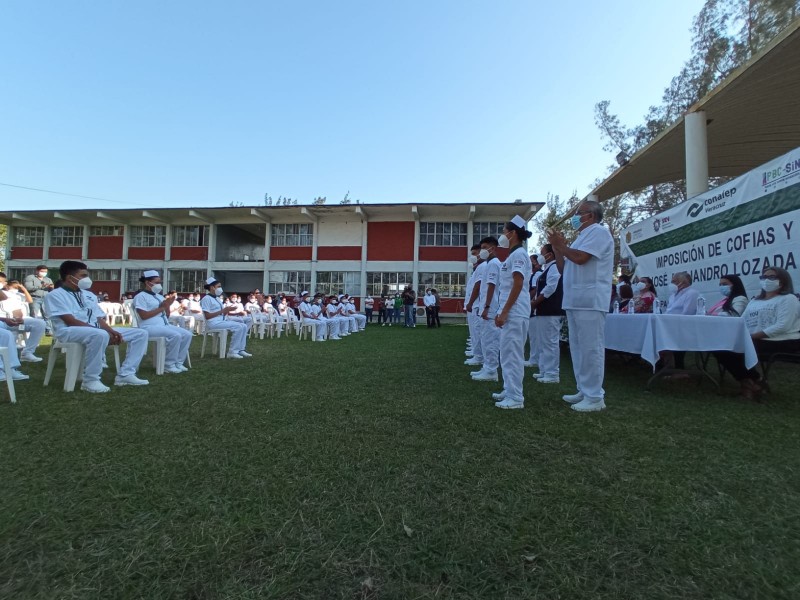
[
  {"x1": 20, "y1": 353, "x2": 43, "y2": 363},
  {"x1": 238, "y1": 350, "x2": 253, "y2": 357},
  {"x1": 470, "y1": 369, "x2": 486, "y2": 377},
  {"x1": 562, "y1": 392, "x2": 584, "y2": 404},
  {"x1": 176, "y1": 364, "x2": 189, "y2": 372},
  {"x1": 537, "y1": 377, "x2": 560, "y2": 384},
  {"x1": 491, "y1": 390, "x2": 506, "y2": 400},
  {"x1": 495, "y1": 399, "x2": 524, "y2": 409},
  {"x1": 471, "y1": 370, "x2": 498, "y2": 382},
  {"x1": 532, "y1": 372, "x2": 543, "y2": 379},
  {"x1": 11, "y1": 370, "x2": 30, "y2": 381},
  {"x1": 330, "y1": 336, "x2": 341, "y2": 340},
  {"x1": 81, "y1": 380, "x2": 110, "y2": 393},
  {"x1": 465, "y1": 351, "x2": 474, "y2": 357},
  {"x1": 164, "y1": 365, "x2": 183, "y2": 374},
  {"x1": 571, "y1": 398, "x2": 606, "y2": 412},
  {"x1": 226, "y1": 352, "x2": 244, "y2": 359},
  {"x1": 464, "y1": 358, "x2": 482, "y2": 366},
  {"x1": 115, "y1": 374, "x2": 149, "y2": 386}
]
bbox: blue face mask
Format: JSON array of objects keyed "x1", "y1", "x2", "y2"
[
  {"x1": 570, "y1": 215, "x2": 583, "y2": 230},
  {"x1": 719, "y1": 285, "x2": 732, "y2": 297}
]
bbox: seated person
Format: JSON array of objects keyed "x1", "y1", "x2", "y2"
[
  {"x1": 298, "y1": 292, "x2": 327, "y2": 341},
  {"x1": 344, "y1": 295, "x2": 367, "y2": 330},
  {"x1": 617, "y1": 284, "x2": 633, "y2": 312},
  {"x1": 201, "y1": 278, "x2": 251, "y2": 358},
  {"x1": 0, "y1": 273, "x2": 45, "y2": 362},
  {"x1": 714, "y1": 267, "x2": 800, "y2": 399},
  {"x1": 634, "y1": 277, "x2": 658, "y2": 313},
  {"x1": 224, "y1": 294, "x2": 253, "y2": 328},
  {"x1": 44, "y1": 260, "x2": 149, "y2": 393},
  {"x1": 666, "y1": 271, "x2": 700, "y2": 314},
  {"x1": 133, "y1": 271, "x2": 193, "y2": 374},
  {"x1": 708, "y1": 274, "x2": 749, "y2": 317}
]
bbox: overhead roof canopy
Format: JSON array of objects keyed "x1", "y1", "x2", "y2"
[{"x1": 590, "y1": 20, "x2": 800, "y2": 201}]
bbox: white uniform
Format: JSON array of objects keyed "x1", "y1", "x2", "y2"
[
  {"x1": 133, "y1": 291, "x2": 193, "y2": 370},
  {"x1": 325, "y1": 303, "x2": 349, "y2": 337},
  {"x1": 0, "y1": 288, "x2": 45, "y2": 358},
  {"x1": 168, "y1": 299, "x2": 194, "y2": 331},
  {"x1": 496, "y1": 246, "x2": 532, "y2": 405},
  {"x1": 0, "y1": 326, "x2": 22, "y2": 373},
  {"x1": 527, "y1": 270, "x2": 543, "y2": 365},
  {"x1": 465, "y1": 264, "x2": 479, "y2": 351},
  {"x1": 562, "y1": 223, "x2": 615, "y2": 405},
  {"x1": 468, "y1": 262, "x2": 487, "y2": 362},
  {"x1": 200, "y1": 293, "x2": 248, "y2": 355},
  {"x1": 225, "y1": 301, "x2": 253, "y2": 328},
  {"x1": 478, "y1": 257, "x2": 502, "y2": 372},
  {"x1": 346, "y1": 301, "x2": 366, "y2": 330},
  {"x1": 299, "y1": 300, "x2": 326, "y2": 341},
  {"x1": 45, "y1": 286, "x2": 148, "y2": 381}
]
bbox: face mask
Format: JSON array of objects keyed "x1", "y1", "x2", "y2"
[
  {"x1": 570, "y1": 215, "x2": 583, "y2": 230},
  {"x1": 77, "y1": 277, "x2": 93, "y2": 290},
  {"x1": 479, "y1": 249, "x2": 490, "y2": 260},
  {"x1": 536, "y1": 254, "x2": 545, "y2": 265},
  {"x1": 719, "y1": 285, "x2": 731, "y2": 297},
  {"x1": 151, "y1": 283, "x2": 163, "y2": 295},
  {"x1": 760, "y1": 279, "x2": 780, "y2": 293},
  {"x1": 498, "y1": 234, "x2": 510, "y2": 248},
  {"x1": 468, "y1": 255, "x2": 477, "y2": 265},
  {"x1": 668, "y1": 283, "x2": 678, "y2": 295},
  {"x1": 215, "y1": 288, "x2": 224, "y2": 297},
  {"x1": 38, "y1": 271, "x2": 47, "y2": 277}
]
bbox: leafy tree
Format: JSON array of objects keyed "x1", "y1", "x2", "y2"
[
  {"x1": 312, "y1": 196, "x2": 327, "y2": 206},
  {"x1": 340, "y1": 191, "x2": 351, "y2": 205},
  {"x1": 0, "y1": 224, "x2": 6, "y2": 272}
]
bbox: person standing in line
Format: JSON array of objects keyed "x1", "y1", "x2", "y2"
[
  {"x1": 530, "y1": 244, "x2": 564, "y2": 384},
  {"x1": 548, "y1": 200, "x2": 614, "y2": 412},
  {"x1": 423, "y1": 288, "x2": 436, "y2": 328},
  {"x1": 24, "y1": 265, "x2": 54, "y2": 334},
  {"x1": 392, "y1": 293, "x2": 403, "y2": 326},
  {"x1": 464, "y1": 244, "x2": 481, "y2": 357},
  {"x1": 524, "y1": 254, "x2": 543, "y2": 368},
  {"x1": 464, "y1": 247, "x2": 487, "y2": 367},
  {"x1": 431, "y1": 288, "x2": 441, "y2": 328},
  {"x1": 402, "y1": 286, "x2": 416, "y2": 328},
  {"x1": 364, "y1": 294, "x2": 374, "y2": 323},
  {"x1": 133, "y1": 270, "x2": 193, "y2": 374},
  {"x1": 471, "y1": 236, "x2": 501, "y2": 381},
  {"x1": 492, "y1": 217, "x2": 533, "y2": 409}
]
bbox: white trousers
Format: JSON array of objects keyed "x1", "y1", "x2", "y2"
[
  {"x1": 527, "y1": 316, "x2": 540, "y2": 364},
  {"x1": 480, "y1": 315, "x2": 501, "y2": 371},
  {"x1": 169, "y1": 314, "x2": 195, "y2": 332},
  {"x1": 7, "y1": 317, "x2": 45, "y2": 354},
  {"x1": 207, "y1": 320, "x2": 248, "y2": 353},
  {"x1": 470, "y1": 309, "x2": 484, "y2": 361},
  {"x1": 566, "y1": 310, "x2": 606, "y2": 401},
  {"x1": 499, "y1": 317, "x2": 529, "y2": 403},
  {"x1": 140, "y1": 324, "x2": 193, "y2": 368},
  {"x1": 0, "y1": 327, "x2": 21, "y2": 371},
  {"x1": 467, "y1": 311, "x2": 476, "y2": 347},
  {"x1": 56, "y1": 326, "x2": 148, "y2": 381},
  {"x1": 537, "y1": 316, "x2": 562, "y2": 379},
  {"x1": 353, "y1": 313, "x2": 367, "y2": 329}
]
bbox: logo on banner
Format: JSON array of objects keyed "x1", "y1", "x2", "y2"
[
  {"x1": 762, "y1": 157, "x2": 800, "y2": 191},
  {"x1": 687, "y1": 203, "x2": 703, "y2": 218},
  {"x1": 653, "y1": 219, "x2": 661, "y2": 233},
  {"x1": 686, "y1": 187, "x2": 737, "y2": 218}
]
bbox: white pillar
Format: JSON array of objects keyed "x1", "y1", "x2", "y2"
[
  {"x1": 262, "y1": 222, "x2": 271, "y2": 293},
  {"x1": 360, "y1": 219, "x2": 368, "y2": 297},
  {"x1": 82, "y1": 225, "x2": 90, "y2": 260},
  {"x1": 685, "y1": 110, "x2": 709, "y2": 198}
]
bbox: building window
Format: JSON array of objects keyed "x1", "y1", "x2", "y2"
[
  {"x1": 12, "y1": 226, "x2": 45, "y2": 247},
  {"x1": 123, "y1": 270, "x2": 143, "y2": 294},
  {"x1": 316, "y1": 271, "x2": 360, "y2": 296},
  {"x1": 130, "y1": 225, "x2": 166, "y2": 247},
  {"x1": 173, "y1": 225, "x2": 209, "y2": 247},
  {"x1": 419, "y1": 222, "x2": 467, "y2": 246},
  {"x1": 366, "y1": 272, "x2": 413, "y2": 297},
  {"x1": 90, "y1": 269, "x2": 121, "y2": 281},
  {"x1": 271, "y1": 223, "x2": 313, "y2": 246},
  {"x1": 473, "y1": 222, "x2": 505, "y2": 241},
  {"x1": 89, "y1": 225, "x2": 124, "y2": 236},
  {"x1": 50, "y1": 226, "x2": 84, "y2": 247},
  {"x1": 168, "y1": 269, "x2": 207, "y2": 293},
  {"x1": 418, "y1": 272, "x2": 467, "y2": 298},
  {"x1": 8, "y1": 268, "x2": 32, "y2": 282},
  {"x1": 268, "y1": 270, "x2": 312, "y2": 295}
]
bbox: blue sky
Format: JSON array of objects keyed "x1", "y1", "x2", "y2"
[{"x1": 1, "y1": 1, "x2": 703, "y2": 211}]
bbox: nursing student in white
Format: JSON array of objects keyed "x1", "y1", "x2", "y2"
[
  {"x1": 464, "y1": 248, "x2": 487, "y2": 367},
  {"x1": 344, "y1": 296, "x2": 367, "y2": 330},
  {"x1": 530, "y1": 244, "x2": 565, "y2": 384},
  {"x1": 0, "y1": 272, "x2": 45, "y2": 362},
  {"x1": 200, "y1": 277, "x2": 251, "y2": 358},
  {"x1": 464, "y1": 245, "x2": 481, "y2": 358},
  {"x1": 298, "y1": 292, "x2": 327, "y2": 341},
  {"x1": 548, "y1": 200, "x2": 614, "y2": 412},
  {"x1": 0, "y1": 285, "x2": 31, "y2": 381},
  {"x1": 44, "y1": 260, "x2": 149, "y2": 393},
  {"x1": 492, "y1": 216, "x2": 533, "y2": 410},
  {"x1": 471, "y1": 236, "x2": 502, "y2": 381},
  {"x1": 133, "y1": 271, "x2": 192, "y2": 374}
]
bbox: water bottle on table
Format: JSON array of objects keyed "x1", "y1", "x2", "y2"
[
  {"x1": 613, "y1": 300, "x2": 619, "y2": 314},
  {"x1": 696, "y1": 296, "x2": 706, "y2": 315}
]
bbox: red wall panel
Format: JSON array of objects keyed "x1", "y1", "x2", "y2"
[
  {"x1": 88, "y1": 236, "x2": 123, "y2": 259},
  {"x1": 128, "y1": 247, "x2": 166, "y2": 260},
  {"x1": 10, "y1": 247, "x2": 43, "y2": 259},
  {"x1": 317, "y1": 246, "x2": 362, "y2": 261},
  {"x1": 439, "y1": 298, "x2": 464, "y2": 313},
  {"x1": 94, "y1": 281, "x2": 121, "y2": 301},
  {"x1": 367, "y1": 222, "x2": 414, "y2": 261},
  {"x1": 270, "y1": 246, "x2": 312, "y2": 260},
  {"x1": 418, "y1": 246, "x2": 467, "y2": 262},
  {"x1": 171, "y1": 247, "x2": 208, "y2": 261},
  {"x1": 49, "y1": 247, "x2": 83, "y2": 259}
]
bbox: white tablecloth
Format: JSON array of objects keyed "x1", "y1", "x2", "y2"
[{"x1": 605, "y1": 313, "x2": 758, "y2": 371}]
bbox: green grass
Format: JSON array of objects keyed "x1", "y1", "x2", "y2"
[{"x1": 1, "y1": 326, "x2": 799, "y2": 599}]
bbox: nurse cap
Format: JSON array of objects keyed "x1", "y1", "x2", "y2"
[
  {"x1": 205, "y1": 277, "x2": 218, "y2": 285},
  {"x1": 143, "y1": 270, "x2": 160, "y2": 278},
  {"x1": 510, "y1": 215, "x2": 527, "y2": 229}
]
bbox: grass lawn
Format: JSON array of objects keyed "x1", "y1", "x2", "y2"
[{"x1": 1, "y1": 324, "x2": 798, "y2": 599}]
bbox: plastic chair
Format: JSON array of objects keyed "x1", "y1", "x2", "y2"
[
  {"x1": 124, "y1": 300, "x2": 166, "y2": 375},
  {"x1": 0, "y1": 346, "x2": 16, "y2": 403},
  {"x1": 248, "y1": 307, "x2": 268, "y2": 340},
  {"x1": 199, "y1": 315, "x2": 229, "y2": 358},
  {"x1": 298, "y1": 315, "x2": 319, "y2": 341},
  {"x1": 43, "y1": 336, "x2": 121, "y2": 393}
]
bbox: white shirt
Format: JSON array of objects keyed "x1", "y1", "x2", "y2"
[
  {"x1": 133, "y1": 291, "x2": 170, "y2": 327},
  {"x1": 479, "y1": 257, "x2": 501, "y2": 315},
  {"x1": 497, "y1": 246, "x2": 533, "y2": 320},
  {"x1": 666, "y1": 286, "x2": 700, "y2": 315},
  {"x1": 0, "y1": 289, "x2": 27, "y2": 318},
  {"x1": 200, "y1": 294, "x2": 225, "y2": 325},
  {"x1": 743, "y1": 294, "x2": 800, "y2": 340},
  {"x1": 299, "y1": 301, "x2": 315, "y2": 318},
  {"x1": 187, "y1": 298, "x2": 202, "y2": 313},
  {"x1": 245, "y1": 301, "x2": 262, "y2": 313},
  {"x1": 326, "y1": 303, "x2": 340, "y2": 318},
  {"x1": 561, "y1": 223, "x2": 614, "y2": 312},
  {"x1": 45, "y1": 286, "x2": 107, "y2": 336},
  {"x1": 539, "y1": 261, "x2": 561, "y2": 298},
  {"x1": 423, "y1": 293, "x2": 436, "y2": 307}
]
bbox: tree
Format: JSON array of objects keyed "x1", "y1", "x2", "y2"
[
  {"x1": 0, "y1": 224, "x2": 6, "y2": 272},
  {"x1": 312, "y1": 196, "x2": 327, "y2": 205},
  {"x1": 340, "y1": 191, "x2": 351, "y2": 205}
]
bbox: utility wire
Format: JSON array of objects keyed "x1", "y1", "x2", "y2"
[{"x1": 0, "y1": 181, "x2": 156, "y2": 208}]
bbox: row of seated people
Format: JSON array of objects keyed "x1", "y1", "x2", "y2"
[{"x1": 0, "y1": 272, "x2": 46, "y2": 380}]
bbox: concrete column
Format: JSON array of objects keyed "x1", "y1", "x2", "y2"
[
  {"x1": 466, "y1": 219, "x2": 474, "y2": 291},
  {"x1": 262, "y1": 222, "x2": 271, "y2": 293},
  {"x1": 82, "y1": 225, "x2": 90, "y2": 260},
  {"x1": 310, "y1": 221, "x2": 318, "y2": 292},
  {"x1": 43, "y1": 225, "x2": 51, "y2": 261},
  {"x1": 685, "y1": 110, "x2": 709, "y2": 198},
  {"x1": 360, "y1": 219, "x2": 368, "y2": 297},
  {"x1": 412, "y1": 220, "x2": 420, "y2": 294},
  {"x1": 122, "y1": 225, "x2": 129, "y2": 260},
  {"x1": 164, "y1": 224, "x2": 172, "y2": 262}
]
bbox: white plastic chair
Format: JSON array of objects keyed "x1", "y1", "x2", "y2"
[
  {"x1": 247, "y1": 307, "x2": 268, "y2": 340},
  {"x1": 298, "y1": 314, "x2": 319, "y2": 341},
  {"x1": 0, "y1": 346, "x2": 16, "y2": 403},
  {"x1": 124, "y1": 300, "x2": 166, "y2": 375},
  {"x1": 198, "y1": 314, "x2": 229, "y2": 358},
  {"x1": 43, "y1": 335, "x2": 121, "y2": 393}
]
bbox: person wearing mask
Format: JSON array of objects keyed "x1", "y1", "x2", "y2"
[
  {"x1": 471, "y1": 237, "x2": 501, "y2": 381},
  {"x1": 0, "y1": 286, "x2": 30, "y2": 380},
  {"x1": 44, "y1": 261, "x2": 150, "y2": 392},
  {"x1": 530, "y1": 244, "x2": 565, "y2": 384},
  {"x1": 392, "y1": 293, "x2": 403, "y2": 326},
  {"x1": 364, "y1": 294, "x2": 374, "y2": 323},
  {"x1": 431, "y1": 288, "x2": 442, "y2": 328},
  {"x1": 714, "y1": 267, "x2": 800, "y2": 399},
  {"x1": 524, "y1": 254, "x2": 543, "y2": 368},
  {"x1": 344, "y1": 296, "x2": 367, "y2": 330},
  {"x1": 201, "y1": 278, "x2": 251, "y2": 358},
  {"x1": 464, "y1": 244, "x2": 482, "y2": 356},
  {"x1": 376, "y1": 295, "x2": 386, "y2": 326},
  {"x1": 492, "y1": 216, "x2": 533, "y2": 409},
  {"x1": 402, "y1": 286, "x2": 416, "y2": 328},
  {"x1": 708, "y1": 274, "x2": 749, "y2": 317},
  {"x1": 423, "y1": 288, "x2": 437, "y2": 328},
  {"x1": 133, "y1": 271, "x2": 192, "y2": 374},
  {"x1": 634, "y1": 277, "x2": 658, "y2": 313},
  {"x1": 464, "y1": 246, "x2": 487, "y2": 366},
  {"x1": 24, "y1": 265, "x2": 54, "y2": 334},
  {"x1": 324, "y1": 296, "x2": 347, "y2": 339},
  {"x1": 666, "y1": 272, "x2": 700, "y2": 315},
  {"x1": 617, "y1": 284, "x2": 633, "y2": 312},
  {"x1": 0, "y1": 273, "x2": 45, "y2": 362},
  {"x1": 548, "y1": 200, "x2": 614, "y2": 412},
  {"x1": 298, "y1": 292, "x2": 327, "y2": 341}
]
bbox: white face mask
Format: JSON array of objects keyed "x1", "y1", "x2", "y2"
[
  {"x1": 151, "y1": 283, "x2": 163, "y2": 295},
  {"x1": 760, "y1": 278, "x2": 780, "y2": 293},
  {"x1": 215, "y1": 287, "x2": 224, "y2": 297},
  {"x1": 38, "y1": 271, "x2": 47, "y2": 278},
  {"x1": 468, "y1": 255, "x2": 478, "y2": 265},
  {"x1": 668, "y1": 283, "x2": 679, "y2": 295},
  {"x1": 479, "y1": 248, "x2": 490, "y2": 260},
  {"x1": 498, "y1": 234, "x2": 510, "y2": 248},
  {"x1": 77, "y1": 277, "x2": 93, "y2": 290}
]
